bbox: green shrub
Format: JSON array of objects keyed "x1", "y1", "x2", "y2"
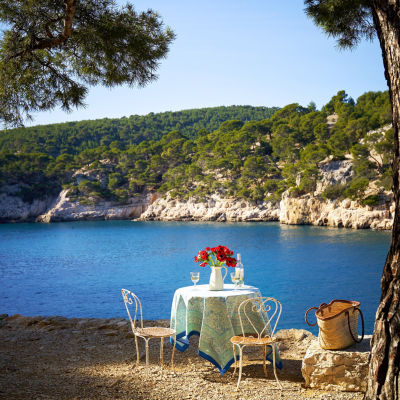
[
  {"x1": 250, "y1": 186, "x2": 264, "y2": 202},
  {"x1": 377, "y1": 168, "x2": 392, "y2": 191},
  {"x1": 322, "y1": 183, "x2": 347, "y2": 200},
  {"x1": 237, "y1": 187, "x2": 250, "y2": 198},
  {"x1": 264, "y1": 192, "x2": 282, "y2": 202},
  {"x1": 288, "y1": 186, "x2": 302, "y2": 198},
  {"x1": 298, "y1": 176, "x2": 316, "y2": 193},
  {"x1": 17, "y1": 181, "x2": 60, "y2": 203},
  {"x1": 344, "y1": 177, "x2": 369, "y2": 200},
  {"x1": 263, "y1": 179, "x2": 280, "y2": 193},
  {"x1": 361, "y1": 194, "x2": 380, "y2": 207}
]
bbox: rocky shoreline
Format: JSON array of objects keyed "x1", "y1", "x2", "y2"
[
  {"x1": 0, "y1": 314, "x2": 364, "y2": 400},
  {"x1": 138, "y1": 191, "x2": 393, "y2": 230},
  {"x1": 0, "y1": 159, "x2": 394, "y2": 229},
  {"x1": 0, "y1": 189, "x2": 393, "y2": 230}
]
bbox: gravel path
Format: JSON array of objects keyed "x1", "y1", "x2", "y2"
[{"x1": 0, "y1": 314, "x2": 363, "y2": 400}]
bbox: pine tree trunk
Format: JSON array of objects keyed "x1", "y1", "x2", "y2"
[{"x1": 365, "y1": 2, "x2": 400, "y2": 399}]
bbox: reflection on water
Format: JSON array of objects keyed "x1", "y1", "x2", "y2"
[{"x1": 0, "y1": 221, "x2": 390, "y2": 334}]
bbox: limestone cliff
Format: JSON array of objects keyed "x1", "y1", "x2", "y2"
[
  {"x1": 36, "y1": 189, "x2": 158, "y2": 222},
  {"x1": 138, "y1": 158, "x2": 394, "y2": 230},
  {"x1": 0, "y1": 185, "x2": 54, "y2": 222},
  {"x1": 137, "y1": 194, "x2": 280, "y2": 222},
  {"x1": 137, "y1": 192, "x2": 393, "y2": 230},
  {"x1": 0, "y1": 158, "x2": 394, "y2": 229},
  {"x1": 279, "y1": 192, "x2": 393, "y2": 230}
]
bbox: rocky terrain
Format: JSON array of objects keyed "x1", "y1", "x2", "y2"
[
  {"x1": 0, "y1": 314, "x2": 364, "y2": 400},
  {"x1": 36, "y1": 190, "x2": 159, "y2": 223},
  {"x1": 138, "y1": 190, "x2": 393, "y2": 230},
  {"x1": 0, "y1": 159, "x2": 394, "y2": 229}
]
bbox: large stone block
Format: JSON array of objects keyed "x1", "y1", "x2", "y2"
[{"x1": 301, "y1": 336, "x2": 371, "y2": 392}]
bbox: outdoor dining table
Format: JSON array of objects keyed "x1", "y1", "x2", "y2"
[{"x1": 170, "y1": 284, "x2": 282, "y2": 375}]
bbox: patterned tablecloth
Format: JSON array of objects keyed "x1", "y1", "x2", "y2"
[{"x1": 170, "y1": 284, "x2": 282, "y2": 375}]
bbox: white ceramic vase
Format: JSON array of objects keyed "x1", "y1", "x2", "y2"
[{"x1": 209, "y1": 266, "x2": 227, "y2": 291}]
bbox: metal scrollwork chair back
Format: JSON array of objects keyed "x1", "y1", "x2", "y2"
[
  {"x1": 121, "y1": 288, "x2": 176, "y2": 371},
  {"x1": 121, "y1": 288, "x2": 143, "y2": 333},
  {"x1": 231, "y1": 296, "x2": 283, "y2": 391}
]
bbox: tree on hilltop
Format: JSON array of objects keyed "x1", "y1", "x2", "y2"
[
  {"x1": 304, "y1": 1, "x2": 399, "y2": 398},
  {"x1": 0, "y1": 0, "x2": 175, "y2": 126}
]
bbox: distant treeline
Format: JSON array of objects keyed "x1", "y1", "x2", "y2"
[
  {"x1": 0, "y1": 91, "x2": 393, "y2": 206},
  {"x1": 0, "y1": 106, "x2": 278, "y2": 156}
]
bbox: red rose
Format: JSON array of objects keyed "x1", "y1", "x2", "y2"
[
  {"x1": 205, "y1": 247, "x2": 211, "y2": 251},
  {"x1": 194, "y1": 256, "x2": 198, "y2": 262},
  {"x1": 200, "y1": 262, "x2": 206, "y2": 267}
]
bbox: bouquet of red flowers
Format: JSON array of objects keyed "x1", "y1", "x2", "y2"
[{"x1": 194, "y1": 245, "x2": 237, "y2": 268}]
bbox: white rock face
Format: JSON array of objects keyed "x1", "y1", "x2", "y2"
[
  {"x1": 138, "y1": 159, "x2": 393, "y2": 229},
  {"x1": 0, "y1": 159, "x2": 394, "y2": 229},
  {"x1": 139, "y1": 190, "x2": 393, "y2": 229},
  {"x1": 279, "y1": 192, "x2": 393, "y2": 230},
  {"x1": 36, "y1": 190, "x2": 158, "y2": 222},
  {"x1": 302, "y1": 336, "x2": 371, "y2": 392},
  {"x1": 315, "y1": 159, "x2": 354, "y2": 193},
  {"x1": 0, "y1": 185, "x2": 53, "y2": 222},
  {"x1": 138, "y1": 193, "x2": 280, "y2": 222}
]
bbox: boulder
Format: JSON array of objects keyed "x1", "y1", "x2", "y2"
[{"x1": 301, "y1": 336, "x2": 371, "y2": 392}]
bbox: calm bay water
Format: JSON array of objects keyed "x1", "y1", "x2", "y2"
[{"x1": 0, "y1": 221, "x2": 390, "y2": 333}]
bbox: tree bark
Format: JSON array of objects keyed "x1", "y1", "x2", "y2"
[
  {"x1": 10, "y1": 0, "x2": 76, "y2": 60},
  {"x1": 365, "y1": 2, "x2": 400, "y2": 399},
  {"x1": 31, "y1": 0, "x2": 76, "y2": 50}
]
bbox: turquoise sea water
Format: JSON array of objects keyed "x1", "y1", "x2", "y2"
[{"x1": 0, "y1": 221, "x2": 391, "y2": 334}]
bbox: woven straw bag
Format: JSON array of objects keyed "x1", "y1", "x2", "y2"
[{"x1": 305, "y1": 300, "x2": 364, "y2": 350}]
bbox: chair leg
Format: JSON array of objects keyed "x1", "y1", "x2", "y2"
[
  {"x1": 232, "y1": 344, "x2": 237, "y2": 376},
  {"x1": 160, "y1": 337, "x2": 164, "y2": 367},
  {"x1": 272, "y1": 345, "x2": 282, "y2": 390},
  {"x1": 263, "y1": 345, "x2": 267, "y2": 378},
  {"x1": 135, "y1": 335, "x2": 140, "y2": 366},
  {"x1": 145, "y1": 338, "x2": 150, "y2": 373},
  {"x1": 235, "y1": 346, "x2": 244, "y2": 391},
  {"x1": 171, "y1": 335, "x2": 176, "y2": 371}
]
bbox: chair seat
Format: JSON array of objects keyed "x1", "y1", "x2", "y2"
[
  {"x1": 230, "y1": 334, "x2": 277, "y2": 346},
  {"x1": 135, "y1": 326, "x2": 176, "y2": 338}
]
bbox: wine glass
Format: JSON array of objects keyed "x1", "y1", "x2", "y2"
[
  {"x1": 230, "y1": 272, "x2": 240, "y2": 289},
  {"x1": 190, "y1": 272, "x2": 200, "y2": 286}
]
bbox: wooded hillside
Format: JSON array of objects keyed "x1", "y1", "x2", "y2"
[{"x1": 0, "y1": 91, "x2": 392, "y2": 205}]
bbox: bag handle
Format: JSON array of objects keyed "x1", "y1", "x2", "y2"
[
  {"x1": 305, "y1": 302, "x2": 328, "y2": 326},
  {"x1": 305, "y1": 307, "x2": 318, "y2": 326},
  {"x1": 346, "y1": 308, "x2": 365, "y2": 343}
]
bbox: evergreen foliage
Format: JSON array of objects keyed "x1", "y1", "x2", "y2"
[
  {"x1": 0, "y1": 105, "x2": 278, "y2": 156},
  {"x1": 0, "y1": 91, "x2": 392, "y2": 205},
  {"x1": 0, "y1": 0, "x2": 175, "y2": 126}
]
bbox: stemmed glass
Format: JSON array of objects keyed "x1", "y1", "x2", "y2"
[
  {"x1": 190, "y1": 272, "x2": 200, "y2": 286},
  {"x1": 230, "y1": 272, "x2": 240, "y2": 289}
]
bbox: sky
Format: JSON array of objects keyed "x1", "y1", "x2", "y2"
[{"x1": 29, "y1": 0, "x2": 388, "y2": 126}]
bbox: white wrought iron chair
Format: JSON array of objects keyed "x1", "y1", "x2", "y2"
[
  {"x1": 121, "y1": 288, "x2": 176, "y2": 371},
  {"x1": 230, "y1": 296, "x2": 283, "y2": 391}
]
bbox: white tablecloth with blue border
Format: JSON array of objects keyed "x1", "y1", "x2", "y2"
[{"x1": 170, "y1": 284, "x2": 282, "y2": 375}]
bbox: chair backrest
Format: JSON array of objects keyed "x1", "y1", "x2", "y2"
[
  {"x1": 121, "y1": 288, "x2": 143, "y2": 333},
  {"x1": 237, "y1": 297, "x2": 282, "y2": 339}
]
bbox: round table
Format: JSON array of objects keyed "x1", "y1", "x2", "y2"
[{"x1": 170, "y1": 284, "x2": 282, "y2": 375}]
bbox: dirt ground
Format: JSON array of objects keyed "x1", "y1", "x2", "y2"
[{"x1": 0, "y1": 314, "x2": 363, "y2": 400}]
